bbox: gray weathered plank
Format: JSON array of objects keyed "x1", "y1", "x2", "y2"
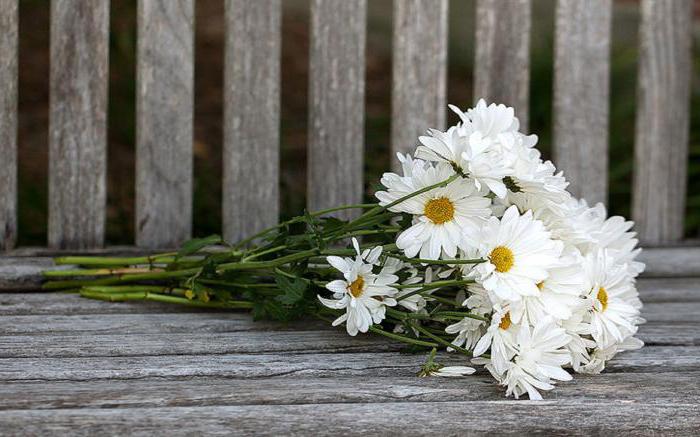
[
  {"x1": 0, "y1": 321, "x2": 694, "y2": 359},
  {"x1": 553, "y1": 0, "x2": 611, "y2": 205},
  {"x1": 307, "y1": 0, "x2": 366, "y2": 219},
  {"x1": 48, "y1": 0, "x2": 109, "y2": 249},
  {"x1": 637, "y1": 277, "x2": 700, "y2": 302},
  {"x1": 391, "y1": 0, "x2": 448, "y2": 167},
  {"x1": 0, "y1": 372, "x2": 698, "y2": 411},
  {"x1": 632, "y1": 0, "x2": 693, "y2": 245},
  {"x1": 223, "y1": 0, "x2": 281, "y2": 242},
  {"x1": 637, "y1": 247, "x2": 700, "y2": 277},
  {"x1": 0, "y1": 346, "x2": 696, "y2": 382},
  {"x1": 0, "y1": 313, "x2": 324, "y2": 335},
  {"x1": 0, "y1": 0, "x2": 17, "y2": 251},
  {"x1": 136, "y1": 0, "x2": 194, "y2": 248},
  {"x1": 0, "y1": 399, "x2": 698, "y2": 435},
  {"x1": 474, "y1": 0, "x2": 531, "y2": 130}
]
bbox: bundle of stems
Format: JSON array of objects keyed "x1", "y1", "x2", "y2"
[{"x1": 44, "y1": 175, "x2": 487, "y2": 357}]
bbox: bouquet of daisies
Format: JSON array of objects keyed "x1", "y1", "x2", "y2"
[{"x1": 44, "y1": 100, "x2": 644, "y2": 400}]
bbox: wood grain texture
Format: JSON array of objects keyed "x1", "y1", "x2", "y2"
[
  {"x1": 0, "y1": 321, "x2": 695, "y2": 359},
  {"x1": 474, "y1": 0, "x2": 531, "y2": 130},
  {"x1": 0, "y1": 399, "x2": 698, "y2": 435},
  {"x1": 553, "y1": 0, "x2": 611, "y2": 205},
  {"x1": 223, "y1": 0, "x2": 281, "y2": 242},
  {"x1": 136, "y1": 0, "x2": 194, "y2": 248},
  {"x1": 0, "y1": 346, "x2": 697, "y2": 382},
  {"x1": 307, "y1": 0, "x2": 366, "y2": 219},
  {"x1": 0, "y1": 0, "x2": 17, "y2": 251},
  {"x1": 48, "y1": 0, "x2": 109, "y2": 249},
  {"x1": 632, "y1": 0, "x2": 693, "y2": 245},
  {"x1": 1, "y1": 372, "x2": 698, "y2": 410},
  {"x1": 391, "y1": 0, "x2": 448, "y2": 167}
]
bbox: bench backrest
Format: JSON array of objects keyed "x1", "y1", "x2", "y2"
[{"x1": 0, "y1": 0, "x2": 694, "y2": 250}]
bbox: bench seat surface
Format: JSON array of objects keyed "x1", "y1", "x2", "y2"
[{"x1": 0, "y1": 276, "x2": 698, "y2": 435}]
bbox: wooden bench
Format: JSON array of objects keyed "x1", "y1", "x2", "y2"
[{"x1": 1, "y1": 0, "x2": 699, "y2": 434}]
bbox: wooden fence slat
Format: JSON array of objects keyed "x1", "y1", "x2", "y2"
[
  {"x1": 136, "y1": 0, "x2": 194, "y2": 248},
  {"x1": 0, "y1": 0, "x2": 18, "y2": 251},
  {"x1": 223, "y1": 0, "x2": 281, "y2": 242},
  {"x1": 307, "y1": 0, "x2": 366, "y2": 219},
  {"x1": 474, "y1": 0, "x2": 531, "y2": 130},
  {"x1": 553, "y1": 0, "x2": 611, "y2": 206},
  {"x1": 632, "y1": 0, "x2": 693, "y2": 245},
  {"x1": 48, "y1": 0, "x2": 109, "y2": 249},
  {"x1": 391, "y1": 0, "x2": 448, "y2": 167}
]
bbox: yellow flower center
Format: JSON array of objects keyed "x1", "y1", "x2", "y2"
[
  {"x1": 424, "y1": 197, "x2": 455, "y2": 224},
  {"x1": 597, "y1": 286, "x2": 608, "y2": 312},
  {"x1": 489, "y1": 246, "x2": 514, "y2": 273},
  {"x1": 499, "y1": 312, "x2": 512, "y2": 330},
  {"x1": 348, "y1": 276, "x2": 365, "y2": 298},
  {"x1": 536, "y1": 281, "x2": 545, "y2": 291}
]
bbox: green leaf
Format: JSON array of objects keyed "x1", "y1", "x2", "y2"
[
  {"x1": 274, "y1": 274, "x2": 308, "y2": 306},
  {"x1": 176, "y1": 235, "x2": 222, "y2": 260}
]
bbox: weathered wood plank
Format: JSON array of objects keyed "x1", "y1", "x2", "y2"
[
  {"x1": 0, "y1": 0, "x2": 18, "y2": 251},
  {"x1": 553, "y1": 0, "x2": 611, "y2": 205},
  {"x1": 637, "y1": 247, "x2": 700, "y2": 277},
  {"x1": 0, "y1": 346, "x2": 697, "y2": 382},
  {"x1": 0, "y1": 372, "x2": 698, "y2": 411},
  {"x1": 48, "y1": 0, "x2": 109, "y2": 249},
  {"x1": 223, "y1": 0, "x2": 281, "y2": 242},
  {"x1": 0, "y1": 399, "x2": 697, "y2": 435},
  {"x1": 391, "y1": 0, "x2": 448, "y2": 166},
  {"x1": 632, "y1": 0, "x2": 693, "y2": 245},
  {"x1": 307, "y1": 0, "x2": 366, "y2": 219},
  {"x1": 0, "y1": 317, "x2": 693, "y2": 358},
  {"x1": 0, "y1": 330, "x2": 401, "y2": 358},
  {"x1": 0, "y1": 313, "x2": 324, "y2": 335},
  {"x1": 136, "y1": 0, "x2": 194, "y2": 248},
  {"x1": 637, "y1": 277, "x2": 700, "y2": 303},
  {"x1": 474, "y1": 0, "x2": 531, "y2": 130}
]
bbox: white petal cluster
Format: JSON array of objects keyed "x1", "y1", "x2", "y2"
[{"x1": 320, "y1": 100, "x2": 645, "y2": 399}]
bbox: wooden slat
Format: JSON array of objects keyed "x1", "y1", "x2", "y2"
[
  {"x1": 0, "y1": 400, "x2": 698, "y2": 435},
  {"x1": 632, "y1": 0, "x2": 693, "y2": 245},
  {"x1": 1, "y1": 372, "x2": 698, "y2": 411},
  {"x1": 0, "y1": 321, "x2": 695, "y2": 359},
  {"x1": 307, "y1": 0, "x2": 366, "y2": 219},
  {"x1": 391, "y1": 0, "x2": 448, "y2": 167},
  {"x1": 0, "y1": 0, "x2": 17, "y2": 251},
  {"x1": 48, "y1": 0, "x2": 109, "y2": 249},
  {"x1": 553, "y1": 0, "x2": 611, "y2": 205},
  {"x1": 0, "y1": 346, "x2": 697, "y2": 382},
  {"x1": 136, "y1": 0, "x2": 194, "y2": 248},
  {"x1": 223, "y1": 0, "x2": 281, "y2": 242},
  {"x1": 474, "y1": 0, "x2": 531, "y2": 130}
]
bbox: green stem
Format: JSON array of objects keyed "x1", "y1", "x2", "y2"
[
  {"x1": 396, "y1": 279, "x2": 474, "y2": 301},
  {"x1": 42, "y1": 268, "x2": 202, "y2": 290},
  {"x1": 53, "y1": 253, "x2": 178, "y2": 266},
  {"x1": 217, "y1": 249, "x2": 318, "y2": 272},
  {"x1": 411, "y1": 323, "x2": 474, "y2": 357},
  {"x1": 233, "y1": 203, "x2": 376, "y2": 248},
  {"x1": 368, "y1": 325, "x2": 439, "y2": 348},
  {"x1": 388, "y1": 254, "x2": 485, "y2": 266}
]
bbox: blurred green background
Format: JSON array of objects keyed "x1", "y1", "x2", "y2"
[{"x1": 14, "y1": 0, "x2": 700, "y2": 246}]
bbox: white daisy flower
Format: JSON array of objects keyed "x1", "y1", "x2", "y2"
[
  {"x1": 503, "y1": 318, "x2": 572, "y2": 400},
  {"x1": 318, "y1": 240, "x2": 399, "y2": 336},
  {"x1": 583, "y1": 249, "x2": 641, "y2": 348},
  {"x1": 472, "y1": 306, "x2": 518, "y2": 374},
  {"x1": 466, "y1": 205, "x2": 563, "y2": 301},
  {"x1": 446, "y1": 316, "x2": 486, "y2": 351},
  {"x1": 380, "y1": 257, "x2": 427, "y2": 313},
  {"x1": 560, "y1": 303, "x2": 596, "y2": 372},
  {"x1": 578, "y1": 335, "x2": 644, "y2": 375},
  {"x1": 450, "y1": 99, "x2": 519, "y2": 140},
  {"x1": 509, "y1": 254, "x2": 586, "y2": 325},
  {"x1": 376, "y1": 159, "x2": 491, "y2": 260}
]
